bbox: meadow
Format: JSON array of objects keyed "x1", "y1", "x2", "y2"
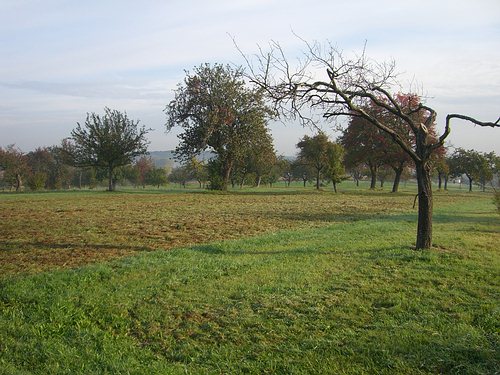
[{"x1": 0, "y1": 182, "x2": 498, "y2": 374}]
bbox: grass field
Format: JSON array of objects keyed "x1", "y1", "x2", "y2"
[{"x1": 0, "y1": 184, "x2": 499, "y2": 374}]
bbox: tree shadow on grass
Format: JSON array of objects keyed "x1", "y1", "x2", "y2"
[{"x1": 0, "y1": 240, "x2": 156, "y2": 253}]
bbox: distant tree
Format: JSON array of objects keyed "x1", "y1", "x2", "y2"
[
  {"x1": 478, "y1": 152, "x2": 497, "y2": 192},
  {"x1": 325, "y1": 142, "x2": 345, "y2": 193},
  {"x1": 297, "y1": 132, "x2": 334, "y2": 190},
  {"x1": 26, "y1": 147, "x2": 52, "y2": 190},
  {"x1": 339, "y1": 116, "x2": 386, "y2": 189},
  {"x1": 291, "y1": 159, "x2": 314, "y2": 187},
  {"x1": 434, "y1": 152, "x2": 450, "y2": 191},
  {"x1": 165, "y1": 63, "x2": 274, "y2": 190},
  {"x1": 135, "y1": 156, "x2": 155, "y2": 188},
  {"x1": 245, "y1": 131, "x2": 277, "y2": 187},
  {"x1": 146, "y1": 167, "x2": 168, "y2": 188},
  {"x1": 263, "y1": 159, "x2": 284, "y2": 187},
  {"x1": 277, "y1": 157, "x2": 293, "y2": 187},
  {"x1": 64, "y1": 107, "x2": 150, "y2": 191},
  {"x1": 449, "y1": 148, "x2": 490, "y2": 192},
  {"x1": 0, "y1": 145, "x2": 29, "y2": 191},
  {"x1": 71, "y1": 166, "x2": 96, "y2": 189},
  {"x1": 185, "y1": 157, "x2": 208, "y2": 188},
  {"x1": 346, "y1": 165, "x2": 365, "y2": 187},
  {"x1": 168, "y1": 165, "x2": 191, "y2": 188}
]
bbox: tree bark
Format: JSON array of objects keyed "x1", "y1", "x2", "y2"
[
  {"x1": 437, "y1": 172, "x2": 442, "y2": 190},
  {"x1": 108, "y1": 165, "x2": 114, "y2": 191},
  {"x1": 333, "y1": 182, "x2": 337, "y2": 193},
  {"x1": 392, "y1": 166, "x2": 403, "y2": 193},
  {"x1": 256, "y1": 175, "x2": 262, "y2": 188},
  {"x1": 221, "y1": 161, "x2": 233, "y2": 191},
  {"x1": 444, "y1": 175, "x2": 448, "y2": 190},
  {"x1": 15, "y1": 173, "x2": 22, "y2": 192},
  {"x1": 466, "y1": 174, "x2": 473, "y2": 192},
  {"x1": 415, "y1": 162, "x2": 433, "y2": 250},
  {"x1": 368, "y1": 162, "x2": 377, "y2": 190}
]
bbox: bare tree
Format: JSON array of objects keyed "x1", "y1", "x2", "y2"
[{"x1": 240, "y1": 40, "x2": 499, "y2": 249}]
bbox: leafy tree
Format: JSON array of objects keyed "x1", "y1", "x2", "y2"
[
  {"x1": 135, "y1": 156, "x2": 155, "y2": 188},
  {"x1": 340, "y1": 94, "x2": 425, "y2": 192},
  {"x1": 26, "y1": 145, "x2": 75, "y2": 190},
  {"x1": 326, "y1": 142, "x2": 345, "y2": 193},
  {"x1": 146, "y1": 167, "x2": 168, "y2": 188},
  {"x1": 243, "y1": 131, "x2": 277, "y2": 187},
  {"x1": 449, "y1": 148, "x2": 493, "y2": 192},
  {"x1": 26, "y1": 147, "x2": 52, "y2": 190},
  {"x1": 185, "y1": 157, "x2": 208, "y2": 188},
  {"x1": 64, "y1": 107, "x2": 150, "y2": 191},
  {"x1": 165, "y1": 63, "x2": 274, "y2": 190},
  {"x1": 339, "y1": 116, "x2": 386, "y2": 189},
  {"x1": 296, "y1": 132, "x2": 334, "y2": 190},
  {"x1": 168, "y1": 165, "x2": 191, "y2": 188},
  {"x1": 291, "y1": 159, "x2": 314, "y2": 187},
  {"x1": 277, "y1": 157, "x2": 293, "y2": 187},
  {"x1": 261, "y1": 158, "x2": 284, "y2": 187},
  {"x1": 434, "y1": 152, "x2": 450, "y2": 191},
  {"x1": 71, "y1": 167, "x2": 97, "y2": 189},
  {"x1": 0, "y1": 145, "x2": 29, "y2": 191},
  {"x1": 244, "y1": 40, "x2": 499, "y2": 249}
]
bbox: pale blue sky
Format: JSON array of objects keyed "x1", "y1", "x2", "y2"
[{"x1": 1, "y1": 0, "x2": 499, "y2": 155}]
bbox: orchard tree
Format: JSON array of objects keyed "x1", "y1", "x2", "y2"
[
  {"x1": 146, "y1": 167, "x2": 168, "y2": 188},
  {"x1": 434, "y1": 150, "x2": 450, "y2": 191},
  {"x1": 135, "y1": 156, "x2": 155, "y2": 188},
  {"x1": 296, "y1": 132, "x2": 334, "y2": 190},
  {"x1": 26, "y1": 147, "x2": 53, "y2": 190},
  {"x1": 245, "y1": 131, "x2": 277, "y2": 187},
  {"x1": 291, "y1": 158, "x2": 314, "y2": 187},
  {"x1": 168, "y1": 165, "x2": 191, "y2": 188},
  {"x1": 185, "y1": 157, "x2": 208, "y2": 188},
  {"x1": 165, "y1": 63, "x2": 274, "y2": 190},
  {"x1": 326, "y1": 142, "x2": 345, "y2": 193},
  {"x1": 65, "y1": 107, "x2": 150, "y2": 191},
  {"x1": 241, "y1": 40, "x2": 499, "y2": 249},
  {"x1": 339, "y1": 115, "x2": 386, "y2": 189},
  {"x1": 0, "y1": 145, "x2": 29, "y2": 191},
  {"x1": 450, "y1": 148, "x2": 495, "y2": 192}
]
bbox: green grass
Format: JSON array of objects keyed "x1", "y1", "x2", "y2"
[{"x1": 0, "y1": 187, "x2": 499, "y2": 374}]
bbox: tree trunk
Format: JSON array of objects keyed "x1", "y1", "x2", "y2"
[
  {"x1": 369, "y1": 162, "x2": 377, "y2": 190},
  {"x1": 256, "y1": 175, "x2": 262, "y2": 188},
  {"x1": 106, "y1": 165, "x2": 113, "y2": 191},
  {"x1": 415, "y1": 162, "x2": 433, "y2": 250},
  {"x1": 392, "y1": 167, "x2": 403, "y2": 193},
  {"x1": 444, "y1": 175, "x2": 448, "y2": 190},
  {"x1": 438, "y1": 172, "x2": 442, "y2": 190},
  {"x1": 316, "y1": 169, "x2": 321, "y2": 190},
  {"x1": 15, "y1": 173, "x2": 22, "y2": 192},
  {"x1": 333, "y1": 182, "x2": 337, "y2": 193},
  {"x1": 221, "y1": 161, "x2": 233, "y2": 191},
  {"x1": 466, "y1": 174, "x2": 473, "y2": 192}
]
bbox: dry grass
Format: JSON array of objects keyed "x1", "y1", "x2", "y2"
[{"x1": 0, "y1": 189, "x2": 415, "y2": 276}]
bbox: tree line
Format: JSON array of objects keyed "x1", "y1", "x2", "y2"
[{"x1": 0, "y1": 64, "x2": 498, "y2": 194}]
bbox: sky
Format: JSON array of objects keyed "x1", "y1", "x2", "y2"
[{"x1": 1, "y1": 0, "x2": 499, "y2": 156}]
